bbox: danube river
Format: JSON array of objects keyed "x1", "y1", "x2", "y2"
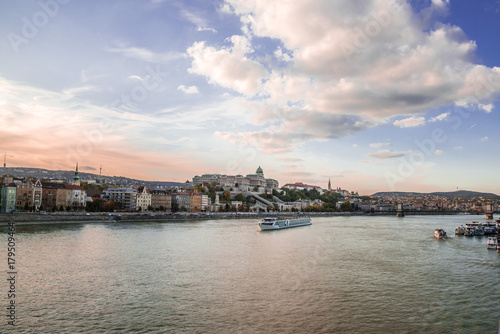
[{"x1": 1, "y1": 215, "x2": 499, "y2": 333}]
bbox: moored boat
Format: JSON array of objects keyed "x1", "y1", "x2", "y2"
[
  {"x1": 455, "y1": 226, "x2": 465, "y2": 236},
  {"x1": 474, "y1": 224, "x2": 485, "y2": 236},
  {"x1": 434, "y1": 228, "x2": 448, "y2": 239},
  {"x1": 259, "y1": 216, "x2": 312, "y2": 231},
  {"x1": 464, "y1": 226, "x2": 475, "y2": 236},
  {"x1": 486, "y1": 237, "x2": 498, "y2": 250}
]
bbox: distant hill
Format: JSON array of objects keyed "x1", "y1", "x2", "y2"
[
  {"x1": 1, "y1": 167, "x2": 185, "y2": 189},
  {"x1": 371, "y1": 190, "x2": 500, "y2": 199}
]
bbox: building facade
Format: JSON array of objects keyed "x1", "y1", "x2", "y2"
[
  {"x1": 151, "y1": 189, "x2": 172, "y2": 212},
  {"x1": 102, "y1": 188, "x2": 137, "y2": 211},
  {"x1": 192, "y1": 166, "x2": 279, "y2": 194},
  {"x1": 172, "y1": 192, "x2": 191, "y2": 212},
  {"x1": 65, "y1": 184, "x2": 87, "y2": 210},
  {"x1": 136, "y1": 186, "x2": 152, "y2": 211},
  {"x1": 0, "y1": 183, "x2": 17, "y2": 212},
  {"x1": 41, "y1": 182, "x2": 72, "y2": 210},
  {"x1": 282, "y1": 182, "x2": 324, "y2": 194}
]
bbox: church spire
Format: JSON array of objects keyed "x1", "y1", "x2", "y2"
[
  {"x1": 328, "y1": 178, "x2": 331, "y2": 191},
  {"x1": 73, "y1": 163, "x2": 80, "y2": 182}
]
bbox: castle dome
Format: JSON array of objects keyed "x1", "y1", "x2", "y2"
[{"x1": 256, "y1": 166, "x2": 263, "y2": 174}]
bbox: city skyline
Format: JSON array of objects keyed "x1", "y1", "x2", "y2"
[{"x1": 1, "y1": 0, "x2": 500, "y2": 195}]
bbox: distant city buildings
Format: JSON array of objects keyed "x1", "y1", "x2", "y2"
[
  {"x1": 1, "y1": 164, "x2": 499, "y2": 214},
  {"x1": 192, "y1": 166, "x2": 279, "y2": 193},
  {"x1": 282, "y1": 182, "x2": 324, "y2": 194}
]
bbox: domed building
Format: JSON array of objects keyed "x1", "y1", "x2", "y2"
[{"x1": 192, "y1": 166, "x2": 278, "y2": 194}]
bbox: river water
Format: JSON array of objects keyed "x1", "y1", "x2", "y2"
[{"x1": 1, "y1": 215, "x2": 499, "y2": 333}]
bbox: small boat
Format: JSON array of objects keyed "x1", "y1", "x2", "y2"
[
  {"x1": 484, "y1": 225, "x2": 497, "y2": 235},
  {"x1": 455, "y1": 226, "x2": 465, "y2": 236},
  {"x1": 486, "y1": 237, "x2": 498, "y2": 250},
  {"x1": 464, "y1": 226, "x2": 475, "y2": 236},
  {"x1": 434, "y1": 228, "x2": 448, "y2": 239},
  {"x1": 474, "y1": 224, "x2": 485, "y2": 236},
  {"x1": 259, "y1": 216, "x2": 312, "y2": 231}
]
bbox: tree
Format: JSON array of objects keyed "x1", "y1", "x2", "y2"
[
  {"x1": 340, "y1": 201, "x2": 353, "y2": 212},
  {"x1": 223, "y1": 190, "x2": 231, "y2": 202},
  {"x1": 86, "y1": 198, "x2": 104, "y2": 212},
  {"x1": 104, "y1": 200, "x2": 116, "y2": 212}
]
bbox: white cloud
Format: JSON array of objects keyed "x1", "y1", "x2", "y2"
[
  {"x1": 393, "y1": 117, "x2": 426, "y2": 128},
  {"x1": 454, "y1": 146, "x2": 463, "y2": 150},
  {"x1": 367, "y1": 150, "x2": 410, "y2": 159},
  {"x1": 197, "y1": 26, "x2": 217, "y2": 33},
  {"x1": 480, "y1": 136, "x2": 489, "y2": 142},
  {"x1": 434, "y1": 149, "x2": 444, "y2": 155},
  {"x1": 187, "y1": 39, "x2": 267, "y2": 96},
  {"x1": 178, "y1": 85, "x2": 199, "y2": 94},
  {"x1": 431, "y1": 0, "x2": 449, "y2": 8},
  {"x1": 187, "y1": 0, "x2": 500, "y2": 152},
  {"x1": 274, "y1": 47, "x2": 292, "y2": 62},
  {"x1": 429, "y1": 112, "x2": 450, "y2": 122},
  {"x1": 479, "y1": 104, "x2": 494, "y2": 113},
  {"x1": 369, "y1": 142, "x2": 390, "y2": 148}
]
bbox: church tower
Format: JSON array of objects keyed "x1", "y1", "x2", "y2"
[
  {"x1": 72, "y1": 163, "x2": 80, "y2": 185},
  {"x1": 328, "y1": 178, "x2": 331, "y2": 191}
]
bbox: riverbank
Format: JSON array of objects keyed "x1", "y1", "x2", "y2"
[{"x1": 0, "y1": 210, "x2": 467, "y2": 226}]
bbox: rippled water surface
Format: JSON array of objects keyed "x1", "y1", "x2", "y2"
[{"x1": 1, "y1": 215, "x2": 499, "y2": 333}]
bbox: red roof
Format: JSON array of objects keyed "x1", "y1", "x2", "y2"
[{"x1": 65, "y1": 184, "x2": 84, "y2": 190}]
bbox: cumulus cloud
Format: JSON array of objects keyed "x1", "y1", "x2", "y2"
[
  {"x1": 479, "y1": 104, "x2": 494, "y2": 113},
  {"x1": 367, "y1": 149, "x2": 410, "y2": 159},
  {"x1": 480, "y1": 136, "x2": 489, "y2": 142},
  {"x1": 188, "y1": 0, "x2": 500, "y2": 152},
  {"x1": 216, "y1": 113, "x2": 371, "y2": 153},
  {"x1": 187, "y1": 39, "x2": 268, "y2": 96},
  {"x1": 429, "y1": 112, "x2": 450, "y2": 122},
  {"x1": 178, "y1": 85, "x2": 199, "y2": 94},
  {"x1": 393, "y1": 116, "x2": 426, "y2": 128},
  {"x1": 434, "y1": 149, "x2": 444, "y2": 155}
]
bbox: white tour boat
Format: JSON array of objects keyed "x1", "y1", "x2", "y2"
[
  {"x1": 259, "y1": 216, "x2": 312, "y2": 231},
  {"x1": 486, "y1": 237, "x2": 498, "y2": 250},
  {"x1": 434, "y1": 228, "x2": 448, "y2": 239}
]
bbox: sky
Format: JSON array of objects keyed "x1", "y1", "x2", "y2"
[{"x1": 1, "y1": 0, "x2": 499, "y2": 195}]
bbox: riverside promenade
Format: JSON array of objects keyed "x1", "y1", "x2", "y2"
[{"x1": 0, "y1": 210, "x2": 460, "y2": 226}]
